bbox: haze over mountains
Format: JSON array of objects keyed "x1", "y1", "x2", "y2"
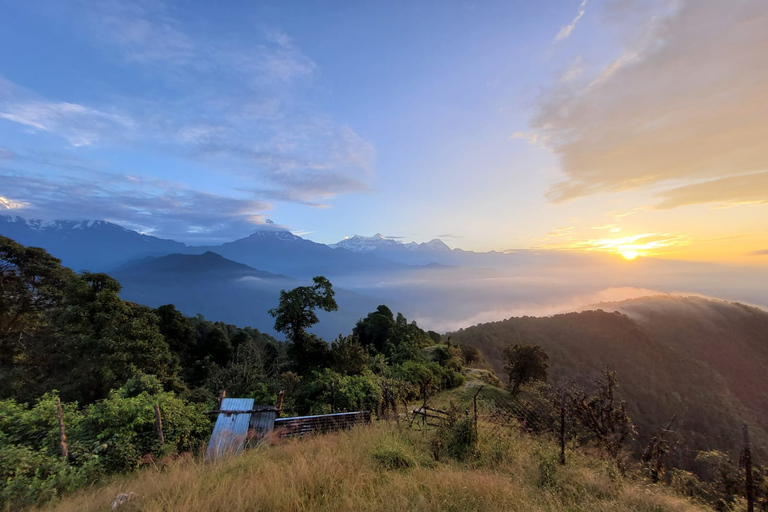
[
  {"x1": 450, "y1": 295, "x2": 768, "y2": 459},
  {"x1": 3, "y1": 214, "x2": 768, "y2": 457},
  {"x1": 2, "y1": 214, "x2": 768, "y2": 340}
]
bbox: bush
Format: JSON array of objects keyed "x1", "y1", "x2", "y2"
[
  {"x1": 0, "y1": 445, "x2": 102, "y2": 510},
  {"x1": 81, "y1": 387, "x2": 211, "y2": 472},
  {"x1": 445, "y1": 417, "x2": 477, "y2": 461},
  {"x1": 0, "y1": 384, "x2": 212, "y2": 509}
]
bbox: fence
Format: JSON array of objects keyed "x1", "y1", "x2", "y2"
[
  {"x1": 410, "y1": 385, "x2": 764, "y2": 511},
  {"x1": 204, "y1": 396, "x2": 371, "y2": 460}
]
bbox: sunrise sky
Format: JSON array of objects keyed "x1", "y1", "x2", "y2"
[{"x1": 1, "y1": 0, "x2": 766, "y2": 263}]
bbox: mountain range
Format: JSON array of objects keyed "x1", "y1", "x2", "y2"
[
  {"x1": 3, "y1": 215, "x2": 768, "y2": 457},
  {"x1": 0, "y1": 216, "x2": 185, "y2": 272},
  {"x1": 2, "y1": 214, "x2": 767, "y2": 338}
]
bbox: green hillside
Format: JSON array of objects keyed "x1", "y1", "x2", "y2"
[{"x1": 448, "y1": 297, "x2": 768, "y2": 461}]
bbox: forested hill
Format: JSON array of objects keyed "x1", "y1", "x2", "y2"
[{"x1": 448, "y1": 296, "x2": 768, "y2": 460}]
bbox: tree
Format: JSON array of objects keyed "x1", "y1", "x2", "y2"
[
  {"x1": 0, "y1": 236, "x2": 74, "y2": 369},
  {"x1": 503, "y1": 343, "x2": 549, "y2": 395},
  {"x1": 331, "y1": 334, "x2": 370, "y2": 375},
  {"x1": 354, "y1": 305, "x2": 396, "y2": 354},
  {"x1": 269, "y1": 276, "x2": 337, "y2": 372},
  {"x1": 568, "y1": 369, "x2": 636, "y2": 461}
]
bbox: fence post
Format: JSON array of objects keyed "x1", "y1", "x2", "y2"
[
  {"x1": 276, "y1": 390, "x2": 285, "y2": 418},
  {"x1": 330, "y1": 381, "x2": 336, "y2": 413},
  {"x1": 56, "y1": 397, "x2": 69, "y2": 460},
  {"x1": 743, "y1": 424, "x2": 755, "y2": 512},
  {"x1": 559, "y1": 393, "x2": 566, "y2": 465},
  {"x1": 473, "y1": 385, "x2": 483, "y2": 438},
  {"x1": 154, "y1": 404, "x2": 165, "y2": 446}
]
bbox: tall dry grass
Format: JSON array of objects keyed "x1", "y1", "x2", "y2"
[{"x1": 35, "y1": 422, "x2": 712, "y2": 512}]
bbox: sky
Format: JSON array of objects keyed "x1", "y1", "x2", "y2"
[{"x1": 0, "y1": 0, "x2": 767, "y2": 264}]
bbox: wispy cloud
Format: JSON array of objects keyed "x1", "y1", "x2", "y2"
[
  {"x1": 0, "y1": 195, "x2": 30, "y2": 210},
  {"x1": 3, "y1": 0, "x2": 375, "y2": 212},
  {"x1": 0, "y1": 78, "x2": 134, "y2": 147},
  {"x1": 536, "y1": 229, "x2": 692, "y2": 258},
  {"x1": 531, "y1": 0, "x2": 768, "y2": 207},
  {"x1": 654, "y1": 172, "x2": 768, "y2": 209},
  {"x1": 554, "y1": 0, "x2": 587, "y2": 42}
]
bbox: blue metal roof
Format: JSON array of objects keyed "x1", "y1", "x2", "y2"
[{"x1": 205, "y1": 398, "x2": 255, "y2": 461}]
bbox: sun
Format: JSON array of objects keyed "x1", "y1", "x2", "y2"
[{"x1": 621, "y1": 250, "x2": 639, "y2": 260}]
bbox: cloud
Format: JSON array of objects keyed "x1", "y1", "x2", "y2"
[
  {"x1": 531, "y1": 0, "x2": 768, "y2": 206},
  {"x1": 0, "y1": 195, "x2": 30, "y2": 210},
  {"x1": 654, "y1": 171, "x2": 768, "y2": 209},
  {"x1": 535, "y1": 230, "x2": 691, "y2": 258},
  {"x1": 750, "y1": 249, "x2": 768, "y2": 256},
  {"x1": 0, "y1": 101, "x2": 133, "y2": 147},
  {"x1": 560, "y1": 55, "x2": 583, "y2": 82},
  {"x1": 0, "y1": 169, "x2": 274, "y2": 243},
  {"x1": 78, "y1": 1, "x2": 315, "y2": 85},
  {"x1": 510, "y1": 131, "x2": 539, "y2": 144},
  {"x1": 2, "y1": 1, "x2": 374, "y2": 208},
  {"x1": 554, "y1": 0, "x2": 587, "y2": 42}
]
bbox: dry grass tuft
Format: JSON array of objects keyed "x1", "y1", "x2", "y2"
[{"x1": 35, "y1": 422, "x2": 712, "y2": 512}]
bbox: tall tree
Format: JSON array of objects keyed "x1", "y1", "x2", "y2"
[{"x1": 269, "y1": 276, "x2": 337, "y2": 372}]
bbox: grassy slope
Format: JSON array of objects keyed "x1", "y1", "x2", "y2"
[{"x1": 37, "y1": 393, "x2": 712, "y2": 512}]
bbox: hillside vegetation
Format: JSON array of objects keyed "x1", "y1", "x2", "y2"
[
  {"x1": 0, "y1": 236, "x2": 464, "y2": 509},
  {"x1": 448, "y1": 298, "x2": 768, "y2": 460},
  {"x1": 34, "y1": 420, "x2": 711, "y2": 512}
]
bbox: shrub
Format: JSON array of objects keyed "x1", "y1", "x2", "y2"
[
  {"x1": 372, "y1": 446, "x2": 415, "y2": 470},
  {"x1": 445, "y1": 417, "x2": 477, "y2": 461}
]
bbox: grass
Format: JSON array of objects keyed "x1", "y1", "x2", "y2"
[{"x1": 34, "y1": 420, "x2": 713, "y2": 512}]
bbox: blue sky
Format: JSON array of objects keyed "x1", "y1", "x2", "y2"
[{"x1": 1, "y1": 0, "x2": 767, "y2": 262}]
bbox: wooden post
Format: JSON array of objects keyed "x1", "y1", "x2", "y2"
[
  {"x1": 473, "y1": 385, "x2": 483, "y2": 438},
  {"x1": 56, "y1": 397, "x2": 69, "y2": 460},
  {"x1": 276, "y1": 390, "x2": 285, "y2": 418},
  {"x1": 154, "y1": 404, "x2": 164, "y2": 446},
  {"x1": 743, "y1": 424, "x2": 755, "y2": 512},
  {"x1": 217, "y1": 389, "x2": 226, "y2": 408},
  {"x1": 330, "y1": 381, "x2": 336, "y2": 413},
  {"x1": 559, "y1": 394, "x2": 566, "y2": 465}
]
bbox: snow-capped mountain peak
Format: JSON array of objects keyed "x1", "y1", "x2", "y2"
[
  {"x1": 331, "y1": 234, "x2": 451, "y2": 253},
  {"x1": 330, "y1": 234, "x2": 402, "y2": 252},
  {"x1": 246, "y1": 229, "x2": 301, "y2": 242},
  {"x1": 2, "y1": 216, "x2": 130, "y2": 232}
]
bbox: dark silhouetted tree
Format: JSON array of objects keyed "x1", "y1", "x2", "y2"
[
  {"x1": 503, "y1": 343, "x2": 549, "y2": 395},
  {"x1": 269, "y1": 276, "x2": 337, "y2": 372}
]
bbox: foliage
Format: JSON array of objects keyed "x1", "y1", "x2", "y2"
[
  {"x1": 0, "y1": 385, "x2": 210, "y2": 510},
  {"x1": 269, "y1": 276, "x2": 337, "y2": 373},
  {"x1": 503, "y1": 343, "x2": 549, "y2": 395},
  {"x1": 353, "y1": 305, "x2": 435, "y2": 363},
  {"x1": 445, "y1": 417, "x2": 477, "y2": 461},
  {"x1": 330, "y1": 334, "x2": 371, "y2": 375},
  {"x1": 447, "y1": 306, "x2": 768, "y2": 461},
  {"x1": 458, "y1": 344, "x2": 483, "y2": 366},
  {"x1": 0, "y1": 240, "x2": 473, "y2": 509},
  {"x1": 567, "y1": 369, "x2": 636, "y2": 460}
]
